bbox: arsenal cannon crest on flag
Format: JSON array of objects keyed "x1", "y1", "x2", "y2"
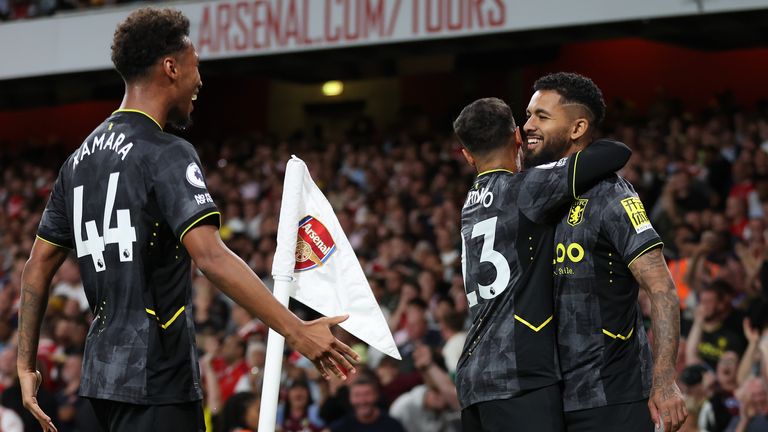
[{"x1": 295, "y1": 216, "x2": 336, "y2": 271}]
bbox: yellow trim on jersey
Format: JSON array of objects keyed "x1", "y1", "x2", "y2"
[
  {"x1": 627, "y1": 242, "x2": 664, "y2": 268},
  {"x1": 36, "y1": 235, "x2": 69, "y2": 249},
  {"x1": 161, "y1": 306, "x2": 186, "y2": 329},
  {"x1": 145, "y1": 306, "x2": 185, "y2": 329},
  {"x1": 572, "y1": 151, "x2": 582, "y2": 199},
  {"x1": 477, "y1": 168, "x2": 514, "y2": 177},
  {"x1": 112, "y1": 109, "x2": 163, "y2": 130},
  {"x1": 179, "y1": 211, "x2": 221, "y2": 242},
  {"x1": 603, "y1": 327, "x2": 634, "y2": 340},
  {"x1": 514, "y1": 314, "x2": 553, "y2": 332}
]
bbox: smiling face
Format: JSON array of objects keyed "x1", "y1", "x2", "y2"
[
  {"x1": 167, "y1": 41, "x2": 202, "y2": 130},
  {"x1": 350, "y1": 382, "x2": 379, "y2": 423},
  {"x1": 523, "y1": 90, "x2": 576, "y2": 168}
]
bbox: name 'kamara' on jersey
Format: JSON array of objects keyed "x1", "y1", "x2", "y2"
[{"x1": 72, "y1": 128, "x2": 135, "y2": 170}]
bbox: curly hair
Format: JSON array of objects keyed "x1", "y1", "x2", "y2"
[
  {"x1": 453, "y1": 97, "x2": 516, "y2": 155},
  {"x1": 533, "y1": 72, "x2": 606, "y2": 126},
  {"x1": 111, "y1": 8, "x2": 190, "y2": 82}
]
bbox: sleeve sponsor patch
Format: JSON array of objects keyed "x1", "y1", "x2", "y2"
[
  {"x1": 620, "y1": 197, "x2": 652, "y2": 233},
  {"x1": 194, "y1": 193, "x2": 214, "y2": 205}
]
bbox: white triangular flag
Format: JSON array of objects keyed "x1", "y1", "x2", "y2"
[{"x1": 272, "y1": 156, "x2": 401, "y2": 360}]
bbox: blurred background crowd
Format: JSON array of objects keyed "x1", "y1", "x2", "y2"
[{"x1": 1, "y1": 92, "x2": 768, "y2": 432}]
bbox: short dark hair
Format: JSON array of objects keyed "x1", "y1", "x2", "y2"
[
  {"x1": 701, "y1": 279, "x2": 733, "y2": 299},
  {"x1": 351, "y1": 370, "x2": 380, "y2": 392},
  {"x1": 441, "y1": 311, "x2": 465, "y2": 333},
  {"x1": 407, "y1": 298, "x2": 428, "y2": 311},
  {"x1": 533, "y1": 72, "x2": 606, "y2": 126},
  {"x1": 453, "y1": 97, "x2": 516, "y2": 154},
  {"x1": 111, "y1": 8, "x2": 191, "y2": 82}
]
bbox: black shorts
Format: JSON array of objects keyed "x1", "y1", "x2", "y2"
[
  {"x1": 88, "y1": 398, "x2": 205, "y2": 432},
  {"x1": 462, "y1": 384, "x2": 564, "y2": 432},
  {"x1": 565, "y1": 399, "x2": 653, "y2": 432}
]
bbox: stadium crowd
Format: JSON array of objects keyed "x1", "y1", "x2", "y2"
[{"x1": 1, "y1": 94, "x2": 768, "y2": 432}]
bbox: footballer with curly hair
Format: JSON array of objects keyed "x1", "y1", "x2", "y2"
[{"x1": 18, "y1": 8, "x2": 358, "y2": 432}]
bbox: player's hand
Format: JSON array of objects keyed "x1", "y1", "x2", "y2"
[
  {"x1": 19, "y1": 369, "x2": 58, "y2": 432},
  {"x1": 648, "y1": 379, "x2": 687, "y2": 432},
  {"x1": 292, "y1": 315, "x2": 360, "y2": 380}
]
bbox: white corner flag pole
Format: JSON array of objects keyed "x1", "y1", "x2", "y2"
[
  {"x1": 257, "y1": 277, "x2": 291, "y2": 432},
  {"x1": 258, "y1": 157, "x2": 304, "y2": 432}
]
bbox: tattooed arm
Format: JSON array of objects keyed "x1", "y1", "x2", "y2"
[
  {"x1": 17, "y1": 238, "x2": 68, "y2": 432},
  {"x1": 629, "y1": 248, "x2": 687, "y2": 432}
]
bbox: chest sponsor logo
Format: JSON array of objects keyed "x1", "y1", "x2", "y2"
[
  {"x1": 621, "y1": 197, "x2": 652, "y2": 234},
  {"x1": 186, "y1": 163, "x2": 207, "y2": 189},
  {"x1": 295, "y1": 216, "x2": 336, "y2": 272},
  {"x1": 567, "y1": 198, "x2": 588, "y2": 226}
]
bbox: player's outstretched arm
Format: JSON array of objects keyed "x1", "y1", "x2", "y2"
[
  {"x1": 571, "y1": 139, "x2": 632, "y2": 198},
  {"x1": 629, "y1": 248, "x2": 687, "y2": 432},
  {"x1": 17, "y1": 239, "x2": 69, "y2": 432},
  {"x1": 183, "y1": 225, "x2": 360, "y2": 380}
]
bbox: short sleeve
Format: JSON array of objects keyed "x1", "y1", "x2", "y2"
[
  {"x1": 37, "y1": 167, "x2": 73, "y2": 249},
  {"x1": 519, "y1": 156, "x2": 572, "y2": 223},
  {"x1": 153, "y1": 141, "x2": 220, "y2": 241},
  {"x1": 603, "y1": 181, "x2": 663, "y2": 266}
]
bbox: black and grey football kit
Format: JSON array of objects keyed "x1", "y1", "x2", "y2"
[
  {"x1": 37, "y1": 110, "x2": 220, "y2": 428},
  {"x1": 457, "y1": 139, "x2": 631, "y2": 431},
  {"x1": 554, "y1": 175, "x2": 661, "y2": 431}
]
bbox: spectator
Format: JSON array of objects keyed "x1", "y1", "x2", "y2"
[
  {"x1": 438, "y1": 310, "x2": 466, "y2": 378},
  {"x1": 0, "y1": 346, "x2": 59, "y2": 432},
  {"x1": 687, "y1": 281, "x2": 748, "y2": 368},
  {"x1": 389, "y1": 345, "x2": 460, "y2": 432},
  {"x1": 54, "y1": 353, "x2": 99, "y2": 432},
  {"x1": 213, "y1": 334, "x2": 250, "y2": 406},
  {"x1": 277, "y1": 380, "x2": 324, "y2": 432},
  {"x1": 326, "y1": 373, "x2": 405, "y2": 432},
  {"x1": 699, "y1": 352, "x2": 742, "y2": 432},
  {"x1": 393, "y1": 299, "x2": 442, "y2": 373},
  {"x1": 724, "y1": 377, "x2": 768, "y2": 432},
  {"x1": 679, "y1": 364, "x2": 714, "y2": 432},
  {"x1": 217, "y1": 392, "x2": 261, "y2": 432},
  {"x1": 738, "y1": 301, "x2": 768, "y2": 386}
]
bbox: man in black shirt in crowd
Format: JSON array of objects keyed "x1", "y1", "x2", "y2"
[
  {"x1": 18, "y1": 8, "x2": 357, "y2": 432},
  {"x1": 329, "y1": 374, "x2": 406, "y2": 432},
  {"x1": 523, "y1": 72, "x2": 687, "y2": 432},
  {"x1": 453, "y1": 97, "x2": 631, "y2": 431}
]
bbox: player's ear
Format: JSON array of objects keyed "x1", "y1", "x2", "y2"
[
  {"x1": 461, "y1": 147, "x2": 476, "y2": 168},
  {"x1": 514, "y1": 126, "x2": 523, "y2": 149},
  {"x1": 162, "y1": 56, "x2": 179, "y2": 80},
  {"x1": 570, "y1": 118, "x2": 589, "y2": 141}
]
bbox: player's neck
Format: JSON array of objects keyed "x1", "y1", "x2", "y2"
[
  {"x1": 475, "y1": 156, "x2": 517, "y2": 174},
  {"x1": 118, "y1": 85, "x2": 170, "y2": 129},
  {"x1": 473, "y1": 146, "x2": 518, "y2": 174}
]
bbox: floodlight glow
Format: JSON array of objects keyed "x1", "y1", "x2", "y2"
[{"x1": 322, "y1": 81, "x2": 344, "y2": 96}]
